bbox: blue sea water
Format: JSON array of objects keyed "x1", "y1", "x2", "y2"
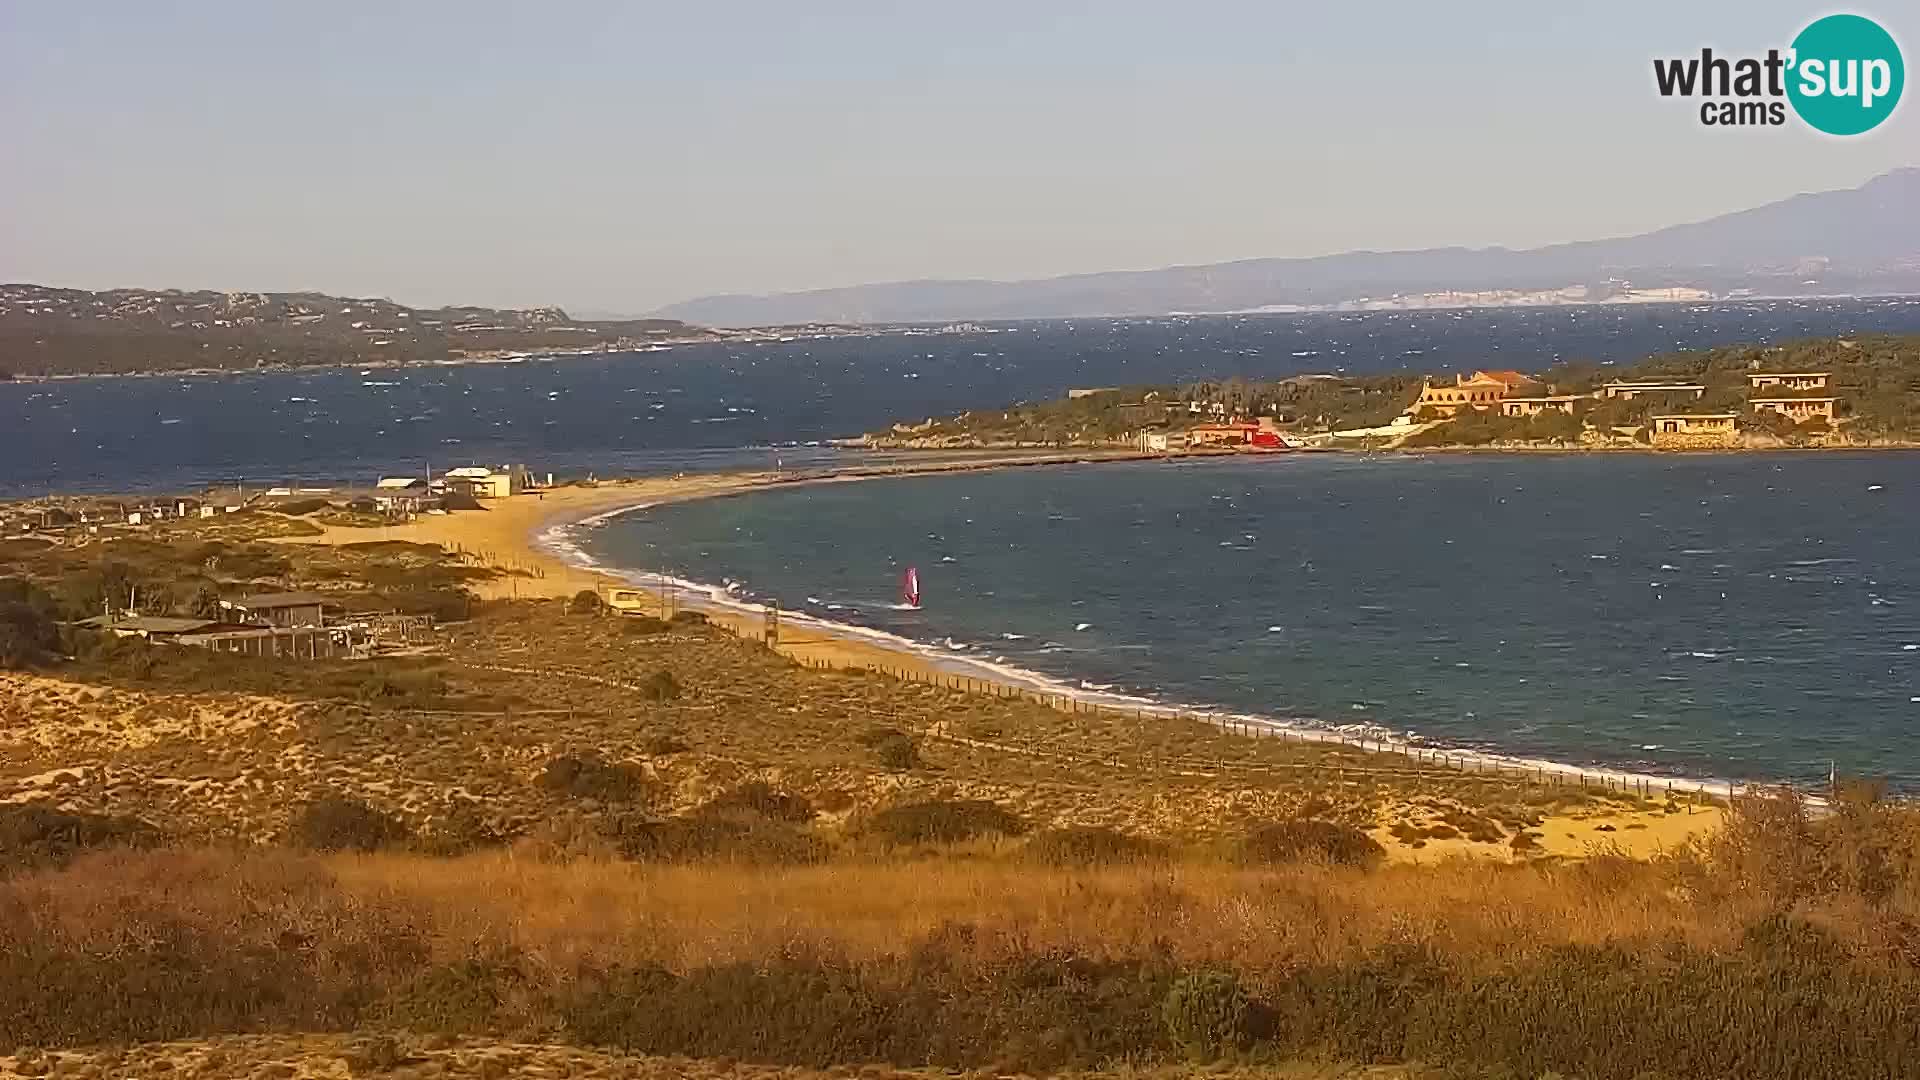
[
  {"x1": 12, "y1": 300, "x2": 1920, "y2": 787},
  {"x1": 8, "y1": 298, "x2": 1920, "y2": 497},
  {"x1": 576, "y1": 453, "x2": 1920, "y2": 790}
]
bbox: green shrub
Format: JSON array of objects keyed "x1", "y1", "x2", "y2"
[
  {"x1": 866, "y1": 800, "x2": 1026, "y2": 846},
  {"x1": 699, "y1": 781, "x2": 816, "y2": 823},
  {"x1": 413, "y1": 803, "x2": 512, "y2": 856},
  {"x1": 638, "y1": 670, "x2": 681, "y2": 701},
  {"x1": 0, "y1": 805, "x2": 157, "y2": 871},
  {"x1": 620, "y1": 616, "x2": 671, "y2": 635},
  {"x1": 0, "y1": 577, "x2": 60, "y2": 668},
  {"x1": 538, "y1": 754, "x2": 656, "y2": 804},
  {"x1": 376, "y1": 954, "x2": 522, "y2": 1033},
  {"x1": 1023, "y1": 825, "x2": 1164, "y2": 867},
  {"x1": 856, "y1": 725, "x2": 920, "y2": 771},
  {"x1": 669, "y1": 610, "x2": 708, "y2": 626},
  {"x1": 1241, "y1": 819, "x2": 1385, "y2": 868},
  {"x1": 617, "y1": 815, "x2": 829, "y2": 865},
  {"x1": 288, "y1": 797, "x2": 410, "y2": 852},
  {"x1": 562, "y1": 961, "x2": 882, "y2": 1065},
  {"x1": 354, "y1": 667, "x2": 448, "y2": 703},
  {"x1": 562, "y1": 949, "x2": 1174, "y2": 1071},
  {"x1": 1162, "y1": 970, "x2": 1251, "y2": 1060},
  {"x1": 567, "y1": 589, "x2": 602, "y2": 615}
]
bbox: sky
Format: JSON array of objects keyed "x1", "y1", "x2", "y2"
[{"x1": 2, "y1": 1, "x2": 1915, "y2": 314}]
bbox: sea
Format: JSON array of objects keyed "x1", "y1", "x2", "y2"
[
  {"x1": 10, "y1": 297, "x2": 1920, "y2": 788},
  {"x1": 10, "y1": 297, "x2": 1920, "y2": 497},
  {"x1": 569, "y1": 452, "x2": 1920, "y2": 792}
]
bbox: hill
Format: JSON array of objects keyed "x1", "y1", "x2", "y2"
[
  {"x1": 657, "y1": 168, "x2": 1920, "y2": 325},
  {"x1": 0, "y1": 285, "x2": 719, "y2": 377}
]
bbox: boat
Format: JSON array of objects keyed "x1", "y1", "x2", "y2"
[{"x1": 903, "y1": 566, "x2": 921, "y2": 609}]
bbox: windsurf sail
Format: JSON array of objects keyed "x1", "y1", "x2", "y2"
[{"x1": 903, "y1": 566, "x2": 921, "y2": 608}]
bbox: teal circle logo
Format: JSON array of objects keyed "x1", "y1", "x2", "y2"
[{"x1": 1787, "y1": 14, "x2": 1904, "y2": 135}]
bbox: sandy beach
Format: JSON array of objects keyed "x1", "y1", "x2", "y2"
[{"x1": 287, "y1": 451, "x2": 1155, "y2": 684}]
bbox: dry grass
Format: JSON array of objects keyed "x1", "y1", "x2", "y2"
[
  {"x1": 0, "y1": 1034, "x2": 1447, "y2": 1079},
  {"x1": 318, "y1": 851, "x2": 1738, "y2": 974},
  {"x1": 2, "y1": 808, "x2": 1917, "y2": 1077}
]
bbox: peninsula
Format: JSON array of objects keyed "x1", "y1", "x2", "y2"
[
  {"x1": 0, "y1": 283, "x2": 920, "y2": 379},
  {"x1": 857, "y1": 333, "x2": 1920, "y2": 451}
]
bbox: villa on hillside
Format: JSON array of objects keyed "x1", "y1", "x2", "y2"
[
  {"x1": 1408, "y1": 369, "x2": 1541, "y2": 418},
  {"x1": 1748, "y1": 371, "x2": 1831, "y2": 391},
  {"x1": 1750, "y1": 396, "x2": 1839, "y2": 422},
  {"x1": 1598, "y1": 379, "x2": 1708, "y2": 401},
  {"x1": 1500, "y1": 395, "x2": 1584, "y2": 417}
]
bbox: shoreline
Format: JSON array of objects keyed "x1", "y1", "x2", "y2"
[
  {"x1": 290, "y1": 452, "x2": 1795, "y2": 805},
  {"x1": 856, "y1": 439, "x2": 1920, "y2": 455}
]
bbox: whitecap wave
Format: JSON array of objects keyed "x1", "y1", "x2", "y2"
[{"x1": 533, "y1": 496, "x2": 1779, "y2": 806}]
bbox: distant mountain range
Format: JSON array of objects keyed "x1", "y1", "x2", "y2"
[{"x1": 655, "y1": 168, "x2": 1920, "y2": 326}]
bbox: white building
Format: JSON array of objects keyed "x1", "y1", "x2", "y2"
[{"x1": 437, "y1": 465, "x2": 531, "y2": 499}]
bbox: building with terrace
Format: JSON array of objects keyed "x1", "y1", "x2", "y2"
[{"x1": 1747, "y1": 371, "x2": 1831, "y2": 391}]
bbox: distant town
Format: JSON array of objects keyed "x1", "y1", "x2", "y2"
[{"x1": 1209, "y1": 282, "x2": 1718, "y2": 314}]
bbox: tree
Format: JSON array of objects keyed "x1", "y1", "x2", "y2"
[
  {"x1": 1748, "y1": 409, "x2": 1796, "y2": 439},
  {"x1": 0, "y1": 581, "x2": 62, "y2": 669},
  {"x1": 188, "y1": 585, "x2": 225, "y2": 620},
  {"x1": 62, "y1": 562, "x2": 137, "y2": 617},
  {"x1": 1525, "y1": 410, "x2": 1582, "y2": 443}
]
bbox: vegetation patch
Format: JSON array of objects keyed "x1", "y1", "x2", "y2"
[
  {"x1": 538, "y1": 754, "x2": 657, "y2": 805},
  {"x1": 287, "y1": 797, "x2": 411, "y2": 852},
  {"x1": 1162, "y1": 970, "x2": 1254, "y2": 1061},
  {"x1": 855, "y1": 726, "x2": 921, "y2": 771},
  {"x1": 1241, "y1": 819, "x2": 1385, "y2": 867},
  {"x1": 698, "y1": 781, "x2": 816, "y2": 823},
  {"x1": 1022, "y1": 825, "x2": 1165, "y2": 867},
  {"x1": 864, "y1": 800, "x2": 1027, "y2": 846},
  {"x1": 637, "y1": 670, "x2": 682, "y2": 701},
  {"x1": 0, "y1": 804, "x2": 158, "y2": 871},
  {"x1": 617, "y1": 815, "x2": 829, "y2": 866}
]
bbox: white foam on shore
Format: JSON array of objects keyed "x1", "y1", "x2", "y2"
[{"x1": 535, "y1": 499, "x2": 1804, "y2": 803}]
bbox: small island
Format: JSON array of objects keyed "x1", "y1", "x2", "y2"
[{"x1": 856, "y1": 333, "x2": 1920, "y2": 452}]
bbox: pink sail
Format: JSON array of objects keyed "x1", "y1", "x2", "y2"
[{"x1": 902, "y1": 566, "x2": 921, "y2": 608}]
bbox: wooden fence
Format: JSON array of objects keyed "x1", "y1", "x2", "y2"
[{"x1": 793, "y1": 653, "x2": 1755, "y2": 804}]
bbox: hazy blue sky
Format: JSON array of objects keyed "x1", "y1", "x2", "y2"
[{"x1": 2, "y1": 1, "x2": 1913, "y2": 313}]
